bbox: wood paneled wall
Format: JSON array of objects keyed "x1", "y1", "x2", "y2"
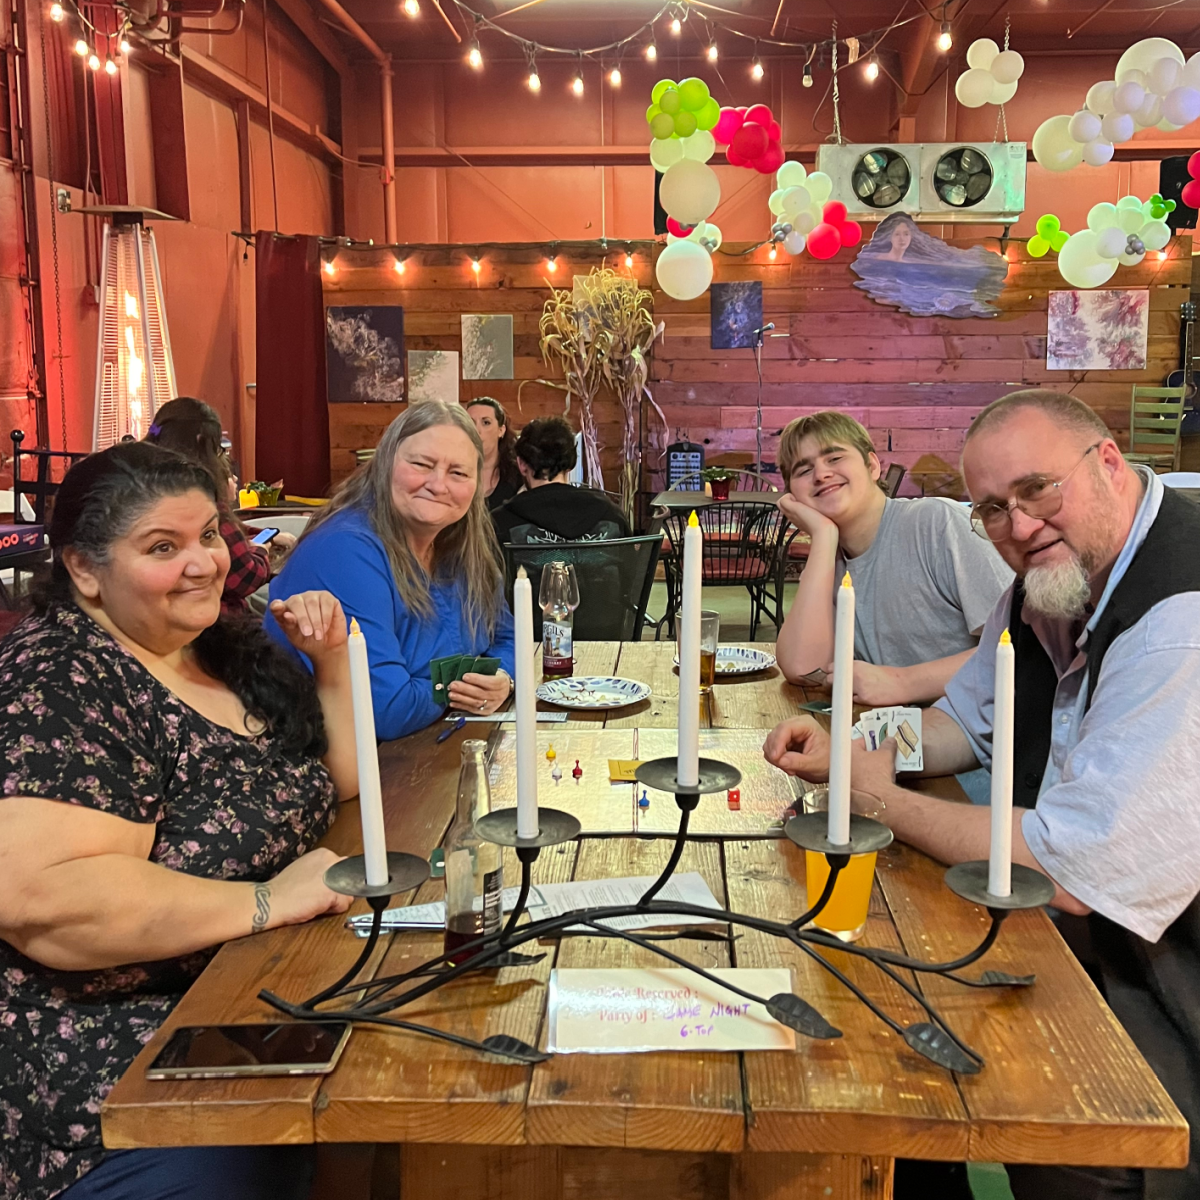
[{"x1": 322, "y1": 236, "x2": 1191, "y2": 495}]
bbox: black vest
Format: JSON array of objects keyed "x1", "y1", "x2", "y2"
[{"x1": 1008, "y1": 484, "x2": 1200, "y2": 1196}]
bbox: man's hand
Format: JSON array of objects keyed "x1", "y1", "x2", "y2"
[
  {"x1": 777, "y1": 493, "x2": 839, "y2": 541},
  {"x1": 824, "y1": 658, "x2": 906, "y2": 707},
  {"x1": 850, "y1": 735, "x2": 898, "y2": 813},
  {"x1": 763, "y1": 716, "x2": 830, "y2": 781}
]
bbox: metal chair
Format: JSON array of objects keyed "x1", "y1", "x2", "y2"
[
  {"x1": 883, "y1": 462, "x2": 906, "y2": 498},
  {"x1": 1125, "y1": 386, "x2": 1186, "y2": 472},
  {"x1": 660, "y1": 499, "x2": 789, "y2": 640},
  {"x1": 502, "y1": 523, "x2": 664, "y2": 643}
]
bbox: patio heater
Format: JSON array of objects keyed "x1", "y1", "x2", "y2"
[{"x1": 79, "y1": 206, "x2": 179, "y2": 449}]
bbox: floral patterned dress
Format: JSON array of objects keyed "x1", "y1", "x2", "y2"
[{"x1": 0, "y1": 605, "x2": 339, "y2": 1200}]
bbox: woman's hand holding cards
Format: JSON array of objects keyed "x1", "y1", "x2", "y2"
[{"x1": 448, "y1": 670, "x2": 512, "y2": 716}]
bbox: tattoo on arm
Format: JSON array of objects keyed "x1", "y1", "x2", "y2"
[{"x1": 252, "y1": 883, "x2": 271, "y2": 933}]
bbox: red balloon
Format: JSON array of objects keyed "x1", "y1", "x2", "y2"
[
  {"x1": 822, "y1": 200, "x2": 848, "y2": 226},
  {"x1": 712, "y1": 106, "x2": 745, "y2": 145},
  {"x1": 755, "y1": 140, "x2": 785, "y2": 174},
  {"x1": 745, "y1": 103, "x2": 773, "y2": 127},
  {"x1": 1188, "y1": 150, "x2": 1200, "y2": 179},
  {"x1": 767, "y1": 120, "x2": 781, "y2": 142},
  {"x1": 731, "y1": 121, "x2": 769, "y2": 161},
  {"x1": 1182, "y1": 179, "x2": 1200, "y2": 209},
  {"x1": 666, "y1": 217, "x2": 696, "y2": 237},
  {"x1": 807, "y1": 223, "x2": 842, "y2": 260},
  {"x1": 839, "y1": 220, "x2": 863, "y2": 249},
  {"x1": 725, "y1": 145, "x2": 748, "y2": 167},
  {"x1": 736, "y1": 106, "x2": 749, "y2": 114}
]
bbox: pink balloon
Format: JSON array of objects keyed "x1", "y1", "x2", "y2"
[
  {"x1": 755, "y1": 140, "x2": 785, "y2": 174},
  {"x1": 807, "y1": 223, "x2": 842, "y2": 260},
  {"x1": 839, "y1": 220, "x2": 862, "y2": 248},
  {"x1": 725, "y1": 144, "x2": 748, "y2": 167},
  {"x1": 822, "y1": 200, "x2": 848, "y2": 226},
  {"x1": 712, "y1": 106, "x2": 745, "y2": 145},
  {"x1": 1182, "y1": 179, "x2": 1200, "y2": 209},
  {"x1": 731, "y1": 121, "x2": 769, "y2": 161},
  {"x1": 1189, "y1": 150, "x2": 1200, "y2": 179},
  {"x1": 745, "y1": 103, "x2": 774, "y2": 127},
  {"x1": 665, "y1": 217, "x2": 695, "y2": 237},
  {"x1": 767, "y1": 120, "x2": 781, "y2": 142}
]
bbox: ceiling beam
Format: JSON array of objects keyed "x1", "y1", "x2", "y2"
[{"x1": 274, "y1": 0, "x2": 351, "y2": 73}]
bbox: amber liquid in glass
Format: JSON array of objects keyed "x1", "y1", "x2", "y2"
[
  {"x1": 804, "y1": 850, "x2": 877, "y2": 942},
  {"x1": 699, "y1": 648, "x2": 717, "y2": 693}
]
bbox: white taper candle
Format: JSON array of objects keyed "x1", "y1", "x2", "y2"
[
  {"x1": 677, "y1": 511, "x2": 703, "y2": 788},
  {"x1": 827, "y1": 572, "x2": 855, "y2": 846},
  {"x1": 514, "y1": 567, "x2": 540, "y2": 838},
  {"x1": 347, "y1": 618, "x2": 390, "y2": 887},
  {"x1": 988, "y1": 628, "x2": 1015, "y2": 898}
]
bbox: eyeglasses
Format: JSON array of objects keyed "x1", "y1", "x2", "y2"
[{"x1": 970, "y1": 443, "x2": 1101, "y2": 542}]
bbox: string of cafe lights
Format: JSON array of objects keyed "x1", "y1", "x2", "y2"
[{"x1": 45, "y1": 0, "x2": 136, "y2": 74}]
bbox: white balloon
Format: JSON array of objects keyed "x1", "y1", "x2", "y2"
[
  {"x1": 1057, "y1": 230, "x2": 1119, "y2": 289},
  {"x1": 1120, "y1": 248, "x2": 1147, "y2": 266},
  {"x1": 768, "y1": 188, "x2": 788, "y2": 216},
  {"x1": 1157, "y1": 118, "x2": 1185, "y2": 131},
  {"x1": 1069, "y1": 110, "x2": 1103, "y2": 143},
  {"x1": 1096, "y1": 226, "x2": 1127, "y2": 258},
  {"x1": 1083, "y1": 140, "x2": 1115, "y2": 167},
  {"x1": 1115, "y1": 67, "x2": 1147, "y2": 88},
  {"x1": 1100, "y1": 111, "x2": 1134, "y2": 143},
  {"x1": 681, "y1": 129, "x2": 716, "y2": 163},
  {"x1": 1032, "y1": 115, "x2": 1085, "y2": 172},
  {"x1": 1086, "y1": 80, "x2": 1117, "y2": 115},
  {"x1": 990, "y1": 78, "x2": 1018, "y2": 105},
  {"x1": 659, "y1": 160, "x2": 721, "y2": 225},
  {"x1": 1162, "y1": 86, "x2": 1200, "y2": 127},
  {"x1": 685, "y1": 221, "x2": 707, "y2": 243},
  {"x1": 699, "y1": 222, "x2": 723, "y2": 251},
  {"x1": 655, "y1": 239, "x2": 714, "y2": 300},
  {"x1": 990, "y1": 50, "x2": 1024, "y2": 84},
  {"x1": 1115, "y1": 38, "x2": 1184, "y2": 83},
  {"x1": 1185, "y1": 53, "x2": 1200, "y2": 91},
  {"x1": 1134, "y1": 92, "x2": 1164, "y2": 127},
  {"x1": 1087, "y1": 202, "x2": 1120, "y2": 231},
  {"x1": 1113, "y1": 81, "x2": 1146, "y2": 114},
  {"x1": 1149, "y1": 56, "x2": 1183, "y2": 95},
  {"x1": 1139, "y1": 220, "x2": 1171, "y2": 251},
  {"x1": 649, "y1": 137, "x2": 684, "y2": 173},
  {"x1": 956, "y1": 67, "x2": 995, "y2": 108},
  {"x1": 966, "y1": 38, "x2": 999, "y2": 70},
  {"x1": 805, "y1": 172, "x2": 833, "y2": 205},
  {"x1": 1116, "y1": 194, "x2": 1144, "y2": 212},
  {"x1": 1118, "y1": 205, "x2": 1145, "y2": 234},
  {"x1": 793, "y1": 210, "x2": 818, "y2": 237},
  {"x1": 775, "y1": 161, "x2": 807, "y2": 189},
  {"x1": 783, "y1": 230, "x2": 806, "y2": 256},
  {"x1": 780, "y1": 186, "x2": 812, "y2": 219}
]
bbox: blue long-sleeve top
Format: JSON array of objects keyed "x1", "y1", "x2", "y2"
[{"x1": 264, "y1": 506, "x2": 515, "y2": 740}]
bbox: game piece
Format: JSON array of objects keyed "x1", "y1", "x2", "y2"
[
  {"x1": 638, "y1": 789, "x2": 650, "y2": 809},
  {"x1": 551, "y1": 763, "x2": 562, "y2": 785},
  {"x1": 572, "y1": 759, "x2": 583, "y2": 782},
  {"x1": 546, "y1": 743, "x2": 557, "y2": 762},
  {"x1": 727, "y1": 788, "x2": 741, "y2": 811}
]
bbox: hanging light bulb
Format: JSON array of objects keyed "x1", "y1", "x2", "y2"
[
  {"x1": 87, "y1": 52, "x2": 100, "y2": 70},
  {"x1": 645, "y1": 40, "x2": 657, "y2": 61},
  {"x1": 864, "y1": 56, "x2": 879, "y2": 82},
  {"x1": 751, "y1": 56, "x2": 764, "y2": 80},
  {"x1": 609, "y1": 65, "x2": 621, "y2": 87},
  {"x1": 466, "y1": 37, "x2": 482, "y2": 69},
  {"x1": 670, "y1": 15, "x2": 681, "y2": 35},
  {"x1": 394, "y1": 258, "x2": 406, "y2": 276},
  {"x1": 768, "y1": 244, "x2": 778, "y2": 261},
  {"x1": 322, "y1": 259, "x2": 335, "y2": 276},
  {"x1": 572, "y1": 65, "x2": 584, "y2": 95},
  {"x1": 547, "y1": 252, "x2": 558, "y2": 272},
  {"x1": 401, "y1": 0, "x2": 420, "y2": 16},
  {"x1": 104, "y1": 57, "x2": 117, "y2": 74},
  {"x1": 625, "y1": 249, "x2": 634, "y2": 268},
  {"x1": 74, "y1": 37, "x2": 88, "y2": 56},
  {"x1": 528, "y1": 64, "x2": 541, "y2": 91},
  {"x1": 471, "y1": 256, "x2": 481, "y2": 274},
  {"x1": 119, "y1": 37, "x2": 132, "y2": 53},
  {"x1": 936, "y1": 21, "x2": 952, "y2": 51},
  {"x1": 802, "y1": 62, "x2": 813, "y2": 87},
  {"x1": 49, "y1": 2, "x2": 64, "y2": 19},
  {"x1": 706, "y1": 41, "x2": 718, "y2": 63}
]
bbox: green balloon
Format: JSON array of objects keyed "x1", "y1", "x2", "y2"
[
  {"x1": 673, "y1": 109, "x2": 697, "y2": 137},
  {"x1": 646, "y1": 103, "x2": 661, "y2": 124},
  {"x1": 678, "y1": 76, "x2": 710, "y2": 112},
  {"x1": 651, "y1": 78, "x2": 678, "y2": 105},
  {"x1": 695, "y1": 96, "x2": 721, "y2": 131},
  {"x1": 650, "y1": 112, "x2": 676, "y2": 140},
  {"x1": 1050, "y1": 230, "x2": 1070, "y2": 252},
  {"x1": 1035, "y1": 214, "x2": 1060, "y2": 238},
  {"x1": 659, "y1": 88, "x2": 682, "y2": 115},
  {"x1": 1027, "y1": 234, "x2": 1050, "y2": 258}
]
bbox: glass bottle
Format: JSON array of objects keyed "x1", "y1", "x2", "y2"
[
  {"x1": 539, "y1": 561, "x2": 580, "y2": 678},
  {"x1": 443, "y1": 739, "x2": 504, "y2": 964}
]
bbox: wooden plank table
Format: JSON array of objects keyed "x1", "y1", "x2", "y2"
[{"x1": 102, "y1": 642, "x2": 1188, "y2": 1198}]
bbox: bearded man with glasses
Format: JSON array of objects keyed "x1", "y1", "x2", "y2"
[{"x1": 764, "y1": 389, "x2": 1200, "y2": 1200}]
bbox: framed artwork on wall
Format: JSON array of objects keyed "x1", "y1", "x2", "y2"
[
  {"x1": 408, "y1": 349, "x2": 460, "y2": 403},
  {"x1": 461, "y1": 314, "x2": 514, "y2": 380},
  {"x1": 1046, "y1": 289, "x2": 1149, "y2": 371},
  {"x1": 710, "y1": 282, "x2": 764, "y2": 350},
  {"x1": 325, "y1": 306, "x2": 405, "y2": 402}
]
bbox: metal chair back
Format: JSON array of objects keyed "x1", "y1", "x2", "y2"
[
  {"x1": 1126, "y1": 386, "x2": 1186, "y2": 472},
  {"x1": 667, "y1": 468, "x2": 778, "y2": 493},
  {"x1": 883, "y1": 462, "x2": 906, "y2": 498},
  {"x1": 10, "y1": 430, "x2": 89, "y2": 525}
]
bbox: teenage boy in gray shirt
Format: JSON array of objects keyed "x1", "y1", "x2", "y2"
[{"x1": 775, "y1": 411, "x2": 1012, "y2": 706}]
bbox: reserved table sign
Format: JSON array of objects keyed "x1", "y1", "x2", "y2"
[{"x1": 547, "y1": 967, "x2": 795, "y2": 1054}]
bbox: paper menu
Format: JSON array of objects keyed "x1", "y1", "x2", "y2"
[{"x1": 547, "y1": 967, "x2": 796, "y2": 1053}]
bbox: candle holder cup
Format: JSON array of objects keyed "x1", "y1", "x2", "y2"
[{"x1": 944, "y1": 860, "x2": 1057, "y2": 913}]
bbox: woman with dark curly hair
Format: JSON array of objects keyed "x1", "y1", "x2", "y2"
[
  {"x1": 0, "y1": 442, "x2": 360, "y2": 1200},
  {"x1": 465, "y1": 397, "x2": 521, "y2": 511}
]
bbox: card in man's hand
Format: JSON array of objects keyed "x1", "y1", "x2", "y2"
[{"x1": 851, "y1": 706, "x2": 923, "y2": 772}]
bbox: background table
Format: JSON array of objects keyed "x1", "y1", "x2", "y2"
[{"x1": 102, "y1": 643, "x2": 1188, "y2": 1199}]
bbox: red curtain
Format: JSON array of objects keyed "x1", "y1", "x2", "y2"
[
  {"x1": 88, "y1": 4, "x2": 127, "y2": 204},
  {"x1": 255, "y1": 233, "x2": 329, "y2": 497}
]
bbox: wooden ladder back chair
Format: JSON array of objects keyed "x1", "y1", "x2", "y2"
[{"x1": 1125, "y1": 386, "x2": 1187, "y2": 473}]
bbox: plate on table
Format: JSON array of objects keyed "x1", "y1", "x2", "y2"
[
  {"x1": 672, "y1": 645, "x2": 777, "y2": 676},
  {"x1": 536, "y1": 676, "x2": 652, "y2": 710}
]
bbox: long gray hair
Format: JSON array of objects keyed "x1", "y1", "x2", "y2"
[{"x1": 303, "y1": 402, "x2": 503, "y2": 638}]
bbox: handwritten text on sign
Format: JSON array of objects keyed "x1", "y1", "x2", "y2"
[{"x1": 547, "y1": 967, "x2": 795, "y2": 1053}]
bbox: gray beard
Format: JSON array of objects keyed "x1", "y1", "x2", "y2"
[{"x1": 1023, "y1": 556, "x2": 1091, "y2": 620}]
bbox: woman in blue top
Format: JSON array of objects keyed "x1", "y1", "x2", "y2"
[{"x1": 266, "y1": 401, "x2": 515, "y2": 739}]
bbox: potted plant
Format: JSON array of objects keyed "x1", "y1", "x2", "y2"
[{"x1": 701, "y1": 466, "x2": 737, "y2": 501}]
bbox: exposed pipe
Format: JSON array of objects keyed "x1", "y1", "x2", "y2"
[
  {"x1": 168, "y1": 0, "x2": 225, "y2": 17},
  {"x1": 309, "y1": 0, "x2": 397, "y2": 242},
  {"x1": 178, "y1": 0, "x2": 245, "y2": 37}
]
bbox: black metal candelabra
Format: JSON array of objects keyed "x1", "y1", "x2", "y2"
[{"x1": 260, "y1": 756, "x2": 1055, "y2": 1075}]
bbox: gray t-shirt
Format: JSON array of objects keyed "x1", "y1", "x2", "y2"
[{"x1": 837, "y1": 497, "x2": 1013, "y2": 667}]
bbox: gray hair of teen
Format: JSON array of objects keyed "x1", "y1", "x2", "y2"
[
  {"x1": 303, "y1": 401, "x2": 503, "y2": 639},
  {"x1": 964, "y1": 389, "x2": 1111, "y2": 450}
]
